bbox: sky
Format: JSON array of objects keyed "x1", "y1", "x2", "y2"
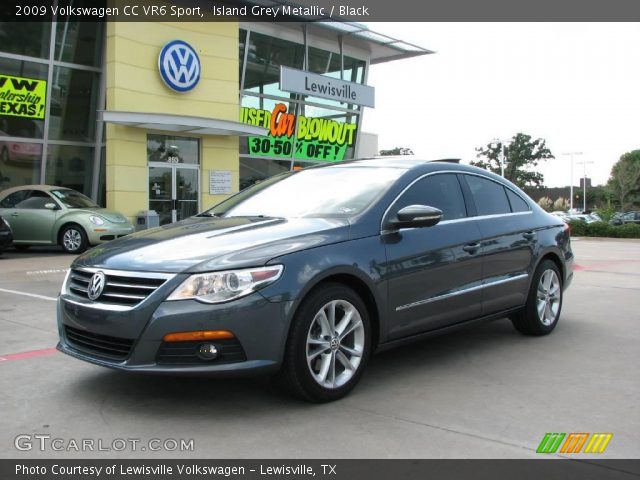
[{"x1": 361, "y1": 23, "x2": 640, "y2": 187}]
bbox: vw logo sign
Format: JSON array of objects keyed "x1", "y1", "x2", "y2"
[
  {"x1": 158, "y1": 40, "x2": 201, "y2": 93},
  {"x1": 87, "y1": 271, "x2": 106, "y2": 301}
]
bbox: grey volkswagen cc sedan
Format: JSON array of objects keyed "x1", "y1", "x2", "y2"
[{"x1": 57, "y1": 158, "x2": 573, "y2": 402}]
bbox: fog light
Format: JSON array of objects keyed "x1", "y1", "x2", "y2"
[{"x1": 197, "y1": 343, "x2": 218, "y2": 360}]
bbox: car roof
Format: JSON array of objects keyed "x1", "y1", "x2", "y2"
[
  {"x1": 0, "y1": 184, "x2": 68, "y2": 198},
  {"x1": 336, "y1": 156, "x2": 461, "y2": 169},
  {"x1": 325, "y1": 156, "x2": 509, "y2": 181}
]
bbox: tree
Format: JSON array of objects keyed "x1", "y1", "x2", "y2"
[
  {"x1": 471, "y1": 133, "x2": 554, "y2": 191},
  {"x1": 607, "y1": 150, "x2": 640, "y2": 210},
  {"x1": 379, "y1": 147, "x2": 414, "y2": 156}
]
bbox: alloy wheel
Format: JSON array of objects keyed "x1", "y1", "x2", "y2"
[
  {"x1": 536, "y1": 269, "x2": 561, "y2": 326},
  {"x1": 306, "y1": 299, "x2": 365, "y2": 389},
  {"x1": 63, "y1": 229, "x2": 82, "y2": 252}
]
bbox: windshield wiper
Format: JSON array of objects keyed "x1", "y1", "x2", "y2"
[{"x1": 196, "y1": 212, "x2": 218, "y2": 217}]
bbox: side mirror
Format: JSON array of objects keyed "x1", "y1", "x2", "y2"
[
  {"x1": 44, "y1": 203, "x2": 59, "y2": 210},
  {"x1": 391, "y1": 205, "x2": 443, "y2": 229}
]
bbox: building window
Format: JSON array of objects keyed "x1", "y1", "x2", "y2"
[
  {"x1": 45, "y1": 145, "x2": 94, "y2": 195},
  {"x1": 55, "y1": 21, "x2": 104, "y2": 67},
  {"x1": 147, "y1": 134, "x2": 200, "y2": 165},
  {"x1": 48, "y1": 67, "x2": 100, "y2": 142},
  {"x1": 0, "y1": 22, "x2": 51, "y2": 59},
  {"x1": 240, "y1": 158, "x2": 291, "y2": 190},
  {"x1": 244, "y1": 31, "x2": 305, "y2": 98},
  {"x1": 0, "y1": 57, "x2": 48, "y2": 140},
  {"x1": 238, "y1": 28, "x2": 367, "y2": 190},
  {"x1": 0, "y1": 16, "x2": 104, "y2": 198},
  {"x1": 0, "y1": 140, "x2": 42, "y2": 190}
]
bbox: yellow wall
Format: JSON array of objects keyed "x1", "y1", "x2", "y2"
[{"x1": 105, "y1": 22, "x2": 239, "y2": 221}]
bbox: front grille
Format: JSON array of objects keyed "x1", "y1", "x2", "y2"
[
  {"x1": 64, "y1": 325, "x2": 134, "y2": 360},
  {"x1": 68, "y1": 268, "x2": 172, "y2": 308},
  {"x1": 157, "y1": 339, "x2": 247, "y2": 365}
]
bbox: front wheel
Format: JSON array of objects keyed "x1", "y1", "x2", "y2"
[
  {"x1": 511, "y1": 260, "x2": 563, "y2": 336},
  {"x1": 60, "y1": 225, "x2": 88, "y2": 254},
  {"x1": 280, "y1": 283, "x2": 371, "y2": 402}
]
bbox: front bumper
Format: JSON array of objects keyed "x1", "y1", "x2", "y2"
[
  {"x1": 57, "y1": 292, "x2": 293, "y2": 376},
  {"x1": 86, "y1": 225, "x2": 135, "y2": 245}
]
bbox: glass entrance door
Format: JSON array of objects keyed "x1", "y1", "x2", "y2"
[{"x1": 149, "y1": 164, "x2": 199, "y2": 225}]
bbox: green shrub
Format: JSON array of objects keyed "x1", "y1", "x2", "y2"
[
  {"x1": 613, "y1": 223, "x2": 640, "y2": 238},
  {"x1": 586, "y1": 221, "x2": 611, "y2": 237},
  {"x1": 568, "y1": 220, "x2": 587, "y2": 236},
  {"x1": 567, "y1": 219, "x2": 640, "y2": 238}
]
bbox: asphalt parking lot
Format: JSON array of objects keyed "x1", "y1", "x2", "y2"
[{"x1": 0, "y1": 239, "x2": 638, "y2": 459}]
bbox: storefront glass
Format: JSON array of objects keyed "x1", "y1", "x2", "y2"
[
  {"x1": 147, "y1": 134, "x2": 200, "y2": 225},
  {"x1": 0, "y1": 140, "x2": 41, "y2": 190},
  {"x1": 0, "y1": 22, "x2": 51, "y2": 59},
  {"x1": 239, "y1": 28, "x2": 367, "y2": 190},
  {"x1": 55, "y1": 21, "x2": 104, "y2": 67},
  {"x1": 48, "y1": 67, "x2": 100, "y2": 142},
  {"x1": 45, "y1": 144, "x2": 94, "y2": 193},
  {"x1": 0, "y1": 18, "x2": 103, "y2": 198}
]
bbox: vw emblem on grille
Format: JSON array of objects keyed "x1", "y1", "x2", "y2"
[
  {"x1": 87, "y1": 271, "x2": 106, "y2": 301},
  {"x1": 158, "y1": 40, "x2": 201, "y2": 92}
]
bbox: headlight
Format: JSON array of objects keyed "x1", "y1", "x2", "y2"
[
  {"x1": 89, "y1": 215, "x2": 105, "y2": 226},
  {"x1": 167, "y1": 265, "x2": 284, "y2": 304}
]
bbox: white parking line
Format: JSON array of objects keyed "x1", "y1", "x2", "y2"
[
  {"x1": 25, "y1": 268, "x2": 69, "y2": 276},
  {"x1": 0, "y1": 288, "x2": 57, "y2": 302}
]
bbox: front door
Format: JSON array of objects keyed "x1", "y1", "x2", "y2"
[
  {"x1": 149, "y1": 164, "x2": 199, "y2": 225},
  {"x1": 382, "y1": 173, "x2": 484, "y2": 339}
]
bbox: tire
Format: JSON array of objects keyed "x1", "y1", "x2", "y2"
[
  {"x1": 279, "y1": 282, "x2": 372, "y2": 402},
  {"x1": 511, "y1": 260, "x2": 563, "y2": 336},
  {"x1": 59, "y1": 224, "x2": 88, "y2": 254}
]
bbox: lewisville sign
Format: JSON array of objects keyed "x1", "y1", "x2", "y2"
[{"x1": 280, "y1": 66, "x2": 375, "y2": 108}]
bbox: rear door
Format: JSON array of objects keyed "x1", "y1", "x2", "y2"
[
  {"x1": 382, "y1": 173, "x2": 484, "y2": 339},
  {"x1": 460, "y1": 174, "x2": 535, "y2": 315}
]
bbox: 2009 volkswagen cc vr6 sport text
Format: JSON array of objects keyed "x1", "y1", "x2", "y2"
[{"x1": 57, "y1": 158, "x2": 573, "y2": 402}]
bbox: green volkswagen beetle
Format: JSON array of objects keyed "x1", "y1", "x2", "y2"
[{"x1": 0, "y1": 185, "x2": 134, "y2": 254}]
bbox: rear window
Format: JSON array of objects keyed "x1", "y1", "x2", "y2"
[
  {"x1": 465, "y1": 175, "x2": 511, "y2": 216},
  {"x1": 506, "y1": 189, "x2": 530, "y2": 213}
]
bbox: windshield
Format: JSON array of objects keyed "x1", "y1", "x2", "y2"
[
  {"x1": 207, "y1": 166, "x2": 405, "y2": 218},
  {"x1": 50, "y1": 189, "x2": 99, "y2": 209}
]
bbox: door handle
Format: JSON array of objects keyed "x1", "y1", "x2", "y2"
[
  {"x1": 462, "y1": 242, "x2": 481, "y2": 253},
  {"x1": 522, "y1": 231, "x2": 536, "y2": 241}
]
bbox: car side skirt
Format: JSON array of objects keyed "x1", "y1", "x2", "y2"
[{"x1": 375, "y1": 306, "x2": 523, "y2": 353}]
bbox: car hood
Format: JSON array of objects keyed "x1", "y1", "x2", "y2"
[{"x1": 73, "y1": 216, "x2": 350, "y2": 273}]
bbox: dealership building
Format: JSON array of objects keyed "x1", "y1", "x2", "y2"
[{"x1": 0, "y1": 10, "x2": 430, "y2": 224}]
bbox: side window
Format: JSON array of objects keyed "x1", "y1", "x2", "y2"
[
  {"x1": 506, "y1": 189, "x2": 530, "y2": 213},
  {"x1": 393, "y1": 174, "x2": 467, "y2": 221},
  {"x1": 0, "y1": 190, "x2": 31, "y2": 208},
  {"x1": 465, "y1": 175, "x2": 511, "y2": 216}
]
